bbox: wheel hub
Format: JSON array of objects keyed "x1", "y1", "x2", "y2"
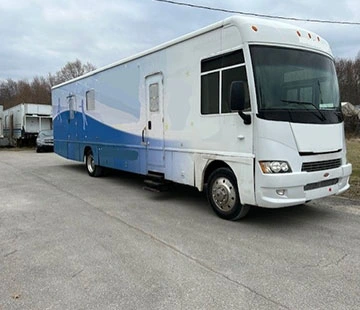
[
  {"x1": 87, "y1": 155, "x2": 95, "y2": 173},
  {"x1": 212, "y1": 177, "x2": 236, "y2": 211}
]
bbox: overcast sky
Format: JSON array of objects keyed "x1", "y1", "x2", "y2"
[{"x1": 0, "y1": 0, "x2": 359, "y2": 81}]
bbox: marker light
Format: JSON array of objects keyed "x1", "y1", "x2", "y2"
[
  {"x1": 259, "y1": 161, "x2": 292, "y2": 174},
  {"x1": 252, "y1": 25, "x2": 258, "y2": 32},
  {"x1": 296, "y1": 31, "x2": 301, "y2": 37}
]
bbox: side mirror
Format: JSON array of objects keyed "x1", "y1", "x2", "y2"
[{"x1": 230, "y1": 81, "x2": 251, "y2": 125}]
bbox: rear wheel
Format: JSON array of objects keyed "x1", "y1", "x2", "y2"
[
  {"x1": 85, "y1": 150, "x2": 103, "y2": 177},
  {"x1": 207, "y1": 168, "x2": 250, "y2": 220}
]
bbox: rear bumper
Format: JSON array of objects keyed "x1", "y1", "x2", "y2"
[{"x1": 255, "y1": 163, "x2": 352, "y2": 208}]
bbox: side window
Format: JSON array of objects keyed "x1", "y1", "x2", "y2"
[
  {"x1": 86, "y1": 89, "x2": 95, "y2": 111},
  {"x1": 201, "y1": 72, "x2": 219, "y2": 114},
  {"x1": 222, "y1": 66, "x2": 249, "y2": 113},
  {"x1": 67, "y1": 94, "x2": 76, "y2": 120},
  {"x1": 149, "y1": 83, "x2": 159, "y2": 112},
  {"x1": 201, "y1": 49, "x2": 249, "y2": 115}
]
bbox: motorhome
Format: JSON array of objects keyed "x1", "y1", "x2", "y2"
[{"x1": 52, "y1": 16, "x2": 352, "y2": 220}]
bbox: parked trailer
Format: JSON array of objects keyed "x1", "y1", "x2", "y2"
[
  {"x1": 0, "y1": 105, "x2": 8, "y2": 146},
  {"x1": 52, "y1": 16, "x2": 352, "y2": 220},
  {"x1": 0, "y1": 105, "x2": 3, "y2": 137},
  {"x1": 3, "y1": 103, "x2": 52, "y2": 146}
]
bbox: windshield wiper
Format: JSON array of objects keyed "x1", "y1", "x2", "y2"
[{"x1": 281, "y1": 99, "x2": 326, "y2": 121}]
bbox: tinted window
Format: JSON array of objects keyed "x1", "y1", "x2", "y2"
[
  {"x1": 201, "y1": 49, "x2": 249, "y2": 115},
  {"x1": 221, "y1": 66, "x2": 249, "y2": 113},
  {"x1": 201, "y1": 72, "x2": 219, "y2": 114},
  {"x1": 201, "y1": 50, "x2": 245, "y2": 73}
]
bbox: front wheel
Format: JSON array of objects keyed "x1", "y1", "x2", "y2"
[
  {"x1": 207, "y1": 168, "x2": 250, "y2": 220},
  {"x1": 85, "y1": 150, "x2": 103, "y2": 177}
]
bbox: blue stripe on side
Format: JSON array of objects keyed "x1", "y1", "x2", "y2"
[
  {"x1": 54, "y1": 111, "x2": 147, "y2": 174},
  {"x1": 54, "y1": 111, "x2": 141, "y2": 144}
]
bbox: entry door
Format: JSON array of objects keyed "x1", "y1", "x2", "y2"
[
  {"x1": 66, "y1": 94, "x2": 78, "y2": 160},
  {"x1": 145, "y1": 73, "x2": 165, "y2": 172}
]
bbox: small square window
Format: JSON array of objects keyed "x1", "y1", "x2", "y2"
[
  {"x1": 86, "y1": 90, "x2": 95, "y2": 111},
  {"x1": 67, "y1": 95, "x2": 76, "y2": 119}
]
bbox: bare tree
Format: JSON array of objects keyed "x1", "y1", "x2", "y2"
[
  {"x1": 0, "y1": 59, "x2": 96, "y2": 109},
  {"x1": 49, "y1": 59, "x2": 96, "y2": 86},
  {"x1": 336, "y1": 55, "x2": 360, "y2": 106},
  {"x1": 31, "y1": 76, "x2": 51, "y2": 104},
  {"x1": 0, "y1": 79, "x2": 18, "y2": 108},
  {"x1": 336, "y1": 53, "x2": 360, "y2": 137}
]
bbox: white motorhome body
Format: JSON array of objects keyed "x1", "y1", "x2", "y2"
[
  {"x1": 52, "y1": 16, "x2": 351, "y2": 220},
  {"x1": 3, "y1": 103, "x2": 52, "y2": 145}
]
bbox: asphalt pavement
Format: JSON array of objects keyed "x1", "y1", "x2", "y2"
[{"x1": 1, "y1": 149, "x2": 360, "y2": 309}]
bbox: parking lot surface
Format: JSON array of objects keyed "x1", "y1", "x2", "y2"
[{"x1": 1, "y1": 149, "x2": 360, "y2": 309}]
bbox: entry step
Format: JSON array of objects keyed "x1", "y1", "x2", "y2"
[{"x1": 143, "y1": 172, "x2": 171, "y2": 192}]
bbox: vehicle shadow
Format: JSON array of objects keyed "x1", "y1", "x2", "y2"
[
  {"x1": 62, "y1": 163, "x2": 336, "y2": 226},
  {"x1": 244, "y1": 202, "x2": 336, "y2": 228}
]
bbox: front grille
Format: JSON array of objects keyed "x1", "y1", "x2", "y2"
[
  {"x1": 304, "y1": 178, "x2": 339, "y2": 191},
  {"x1": 302, "y1": 158, "x2": 342, "y2": 172}
]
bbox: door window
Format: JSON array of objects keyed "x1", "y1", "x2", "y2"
[{"x1": 149, "y1": 83, "x2": 159, "y2": 112}]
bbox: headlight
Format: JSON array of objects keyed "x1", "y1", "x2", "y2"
[{"x1": 259, "y1": 161, "x2": 292, "y2": 174}]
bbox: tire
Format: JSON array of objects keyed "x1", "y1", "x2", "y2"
[
  {"x1": 36, "y1": 147, "x2": 41, "y2": 153},
  {"x1": 207, "y1": 168, "x2": 250, "y2": 220},
  {"x1": 85, "y1": 150, "x2": 103, "y2": 177}
]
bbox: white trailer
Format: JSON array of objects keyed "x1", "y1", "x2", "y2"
[
  {"x1": 52, "y1": 16, "x2": 352, "y2": 220},
  {"x1": 3, "y1": 103, "x2": 52, "y2": 146},
  {"x1": 0, "y1": 105, "x2": 3, "y2": 137},
  {"x1": 0, "y1": 105, "x2": 7, "y2": 146}
]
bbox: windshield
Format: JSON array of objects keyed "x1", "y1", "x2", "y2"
[
  {"x1": 251, "y1": 46, "x2": 343, "y2": 124},
  {"x1": 40, "y1": 130, "x2": 53, "y2": 137}
]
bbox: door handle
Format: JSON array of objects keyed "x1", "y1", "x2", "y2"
[{"x1": 141, "y1": 126, "x2": 146, "y2": 144}]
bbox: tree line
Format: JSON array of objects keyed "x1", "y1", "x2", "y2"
[
  {"x1": 0, "y1": 56, "x2": 359, "y2": 111},
  {"x1": 335, "y1": 56, "x2": 360, "y2": 106},
  {"x1": 335, "y1": 56, "x2": 360, "y2": 136},
  {"x1": 0, "y1": 59, "x2": 96, "y2": 110}
]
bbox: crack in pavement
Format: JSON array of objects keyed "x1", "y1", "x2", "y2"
[
  {"x1": 93, "y1": 206, "x2": 291, "y2": 309},
  {"x1": 303, "y1": 253, "x2": 349, "y2": 269},
  {"x1": 3, "y1": 250, "x2": 17, "y2": 258},
  {"x1": 30, "y1": 170, "x2": 291, "y2": 309}
]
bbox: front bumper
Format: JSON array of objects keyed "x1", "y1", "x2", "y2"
[{"x1": 255, "y1": 163, "x2": 352, "y2": 208}]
